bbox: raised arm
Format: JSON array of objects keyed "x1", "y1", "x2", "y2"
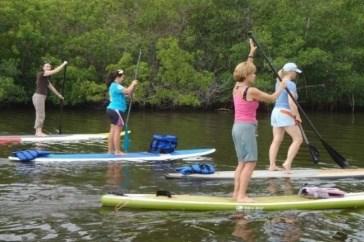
[
  {"x1": 247, "y1": 38, "x2": 257, "y2": 63},
  {"x1": 44, "y1": 61, "x2": 68, "y2": 77}
]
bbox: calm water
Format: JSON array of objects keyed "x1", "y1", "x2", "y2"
[{"x1": 1, "y1": 108, "x2": 364, "y2": 241}]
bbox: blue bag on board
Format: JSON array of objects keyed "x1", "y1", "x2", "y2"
[
  {"x1": 13, "y1": 150, "x2": 50, "y2": 161},
  {"x1": 149, "y1": 134, "x2": 177, "y2": 153},
  {"x1": 176, "y1": 163, "x2": 215, "y2": 175}
]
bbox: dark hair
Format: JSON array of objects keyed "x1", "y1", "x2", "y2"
[
  {"x1": 40, "y1": 62, "x2": 51, "y2": 71},
  {"x1": 105, "y1": 70, "x2": 124, "y2": 88}
]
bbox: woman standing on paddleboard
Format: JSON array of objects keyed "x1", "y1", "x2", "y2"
[
  {"x1": 33, "y1": 61, "x2": 68, "y2": 136},
  {"x1": 232, "y1": 39, "x2": 286, "y2": 203},
  {"x1": 106, "y1": 70, "x2": 138, "y2": 155},
  {"x1": 268, "y1": 63, "x2": 303, "y2": 172}
]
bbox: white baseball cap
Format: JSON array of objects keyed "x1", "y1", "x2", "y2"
[{"x1": 282, "y1": 63, "x2": 302, "y2": 73}]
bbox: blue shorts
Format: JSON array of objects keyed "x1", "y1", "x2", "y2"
[
  {"x1": 106, "y1": 109, "x2": 125, "y2": 127},
  {"x1": 271, "y1": 108, "x2": 296, "y2": 127},
  {"x1": 232, "y1": 122, "x2": 258, "y2": 162}
]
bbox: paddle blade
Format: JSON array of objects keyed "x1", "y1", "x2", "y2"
[
  {"x1": 320, "y1": 139, "x2": 349, "y2": 168},
  {"x1": 308, "y1": 144, "x2": 320, "y2": 164}
]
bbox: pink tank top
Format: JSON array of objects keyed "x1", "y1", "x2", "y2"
[{"x1": 233, "y1": 87, "x2": 259, "y2": 123}]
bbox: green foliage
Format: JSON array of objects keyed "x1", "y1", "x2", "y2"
[
  {"x1": 0, "y1": 0, "x2": 364, "y2": 110},
  {"x1": 68, "y1": 80, "x2": 106, "y2": 105},
  {"x1": 0, "y1": 77, "x2": 27, "y2": 103},
  {"x1": 153, "y1": 37, "x2": 213, "y2": 107}
]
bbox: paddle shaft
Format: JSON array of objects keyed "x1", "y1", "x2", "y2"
[
  {"x1": 123, "y1": 49, "x2": 142, "y2": 151},
  {"x1": 58, "y1": 65, "x2": 67, "y2": 134},
  {"x1": 298, "y1": 123, "x2": 309, "y2": 144},
  {"x1": 124, "y1": 49, "x2": 142, "y2": 127},
  {"x1": 249, "y1": 32, "x2": 347, "y2": 168}
]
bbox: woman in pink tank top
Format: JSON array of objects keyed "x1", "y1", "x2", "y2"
[{"x1": 232, "y1": 39, "x2": 286, "y2": 203}]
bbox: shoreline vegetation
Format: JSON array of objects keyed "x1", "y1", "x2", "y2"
[{"x1": 1, "y1": 0, "x2": 363, "y2": 112}]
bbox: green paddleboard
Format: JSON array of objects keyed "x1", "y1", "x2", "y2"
[{"x1": 101, "y1": 192, "x2": 364, "y2": 211}]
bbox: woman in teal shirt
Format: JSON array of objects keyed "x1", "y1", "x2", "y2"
[{"x1": 106, "y1": 70, "x2": 138, "y2": 154}]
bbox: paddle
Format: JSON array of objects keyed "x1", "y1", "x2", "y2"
[
  {"x1": 298, "y1": 123, "x2": 320, "y2": 163},
  {"x1": 248, "y1": 31, "x2": 348, "y2": 168},
  {"x1": 123, "y1": 49, "x2": 142, "y2": 152},
  {"x1": 58, "y1": 65, "x2": 67, "y2": 134}
]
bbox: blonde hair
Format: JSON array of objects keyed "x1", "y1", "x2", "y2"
[
  {"x1": 233, "y1": 61, "x2": 256, "y2": 82},
  {"x1": 278, "y1": 69, "x2": 296, "y2": 80}
]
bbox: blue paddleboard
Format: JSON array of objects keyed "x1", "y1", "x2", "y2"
[{"x1": 8, "y1": 148, "x2": 216, "y2": 163}]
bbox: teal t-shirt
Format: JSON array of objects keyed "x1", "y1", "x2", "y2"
[
  {"x1": 107, "y1": 82, "x2": 127, "y2": 112},
  {"x1": 274, "y1": 80, "x2": 297, "y2": 109}
]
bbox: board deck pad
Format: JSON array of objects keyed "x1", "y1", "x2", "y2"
[
  {"x1": 101, "y1": 193, "x2": 364, "y2": 211},
  {"x1": 8, "y1": 148, "x2": 216, "y2": 163},
  {"x1": 165, "y1": 168, "x2": 364, "y2": 180},
  {"x1": 0, "y1": 131, "x2": 129, "y2": 144}
]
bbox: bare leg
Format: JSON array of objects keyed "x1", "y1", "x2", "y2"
[
  {"x1": 108, "y1": 125, "x2": 115, "y2": 153},
  {"x1": 233, "y1": 163, "x2": 244, "y2": 199},
  {"x1": 269, "y1": 127, "x2": 285, "y2": 170},
  {"x1": 236, "y1": 162, "x2": 256, "y2": 202},
  {"x1": 33, "y1": 94, "x2": 47, "y2": 136},
  {"x1": 113, "y1": 125, "x2": 123, "y2": 155},
  {"x1": 282, "y1": 125, "x2": 303, "y2": 172}
]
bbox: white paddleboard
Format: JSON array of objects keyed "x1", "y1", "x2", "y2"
[
  {"x1": 0, "y1": 131, "x2": 130, "y2": 144},
  {"x1": 165, "y1": 168, "x2": 364, "y2": 179}
]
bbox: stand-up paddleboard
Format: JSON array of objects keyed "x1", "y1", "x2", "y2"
[
  {"x1": 0, "y1": 131, "x2": 130, "y2": 144},
  {"x1": 101, "y1": 192, "x2": 364, "y2": 211},
  {"x1": 8, "y1": 148, "x2": 216, "y2": 163},
  {"x1": 165, "y1": 168, "x2": 364, "y2": 180}
]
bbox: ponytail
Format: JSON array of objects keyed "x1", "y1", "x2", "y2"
[{"x1": 105, "y1": 71, "x2": 118, "y2": 88}]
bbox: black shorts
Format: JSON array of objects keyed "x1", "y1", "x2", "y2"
[{"x1": 106, "y1": 109, "x2": 125, "y2": 127}]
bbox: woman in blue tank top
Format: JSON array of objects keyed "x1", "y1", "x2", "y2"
[
  {"x1": 105, "y1": 70, "x2": 138, "y2": 154},
  {"x1": 268, "y1": 63, "x2": 303, "y2": 172}
]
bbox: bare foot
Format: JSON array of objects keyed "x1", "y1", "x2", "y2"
[
  {"x1": 236, "y1": 196, "x2": 254, "y2": 203},
  {"x1": 114, "y1": 151, "x2": 125, "y2": 155},
  {"x1": 35, "y1": 132, "x2": 47, "y2": 137},
  {"x1": 282, "y1": 163, "x2": 292, "y2": 173},
  {"x1": 268, "y1": 166, "x2": 283, "y2": 171}
]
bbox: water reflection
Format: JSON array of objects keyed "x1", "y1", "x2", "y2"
[
  {"x1": 105, "y1": 163, "x2": 130, "y2": 194},
  {"x1": 231, "y1": 213, "x2": 256, "y2": 242},
  {"x1": 266, "y1": 178, "x2": 295, "y2": 195},
  {"x1": 265, "y1": 212, "x2": 302, "y2": 242},
  {"x1": 106, "y1": 163, "x2": 122, "y2": 187}
]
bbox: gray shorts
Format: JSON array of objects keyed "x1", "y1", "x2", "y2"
[{"x1": 232, "y1": 122, "x2": 258, "y2": 163}]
